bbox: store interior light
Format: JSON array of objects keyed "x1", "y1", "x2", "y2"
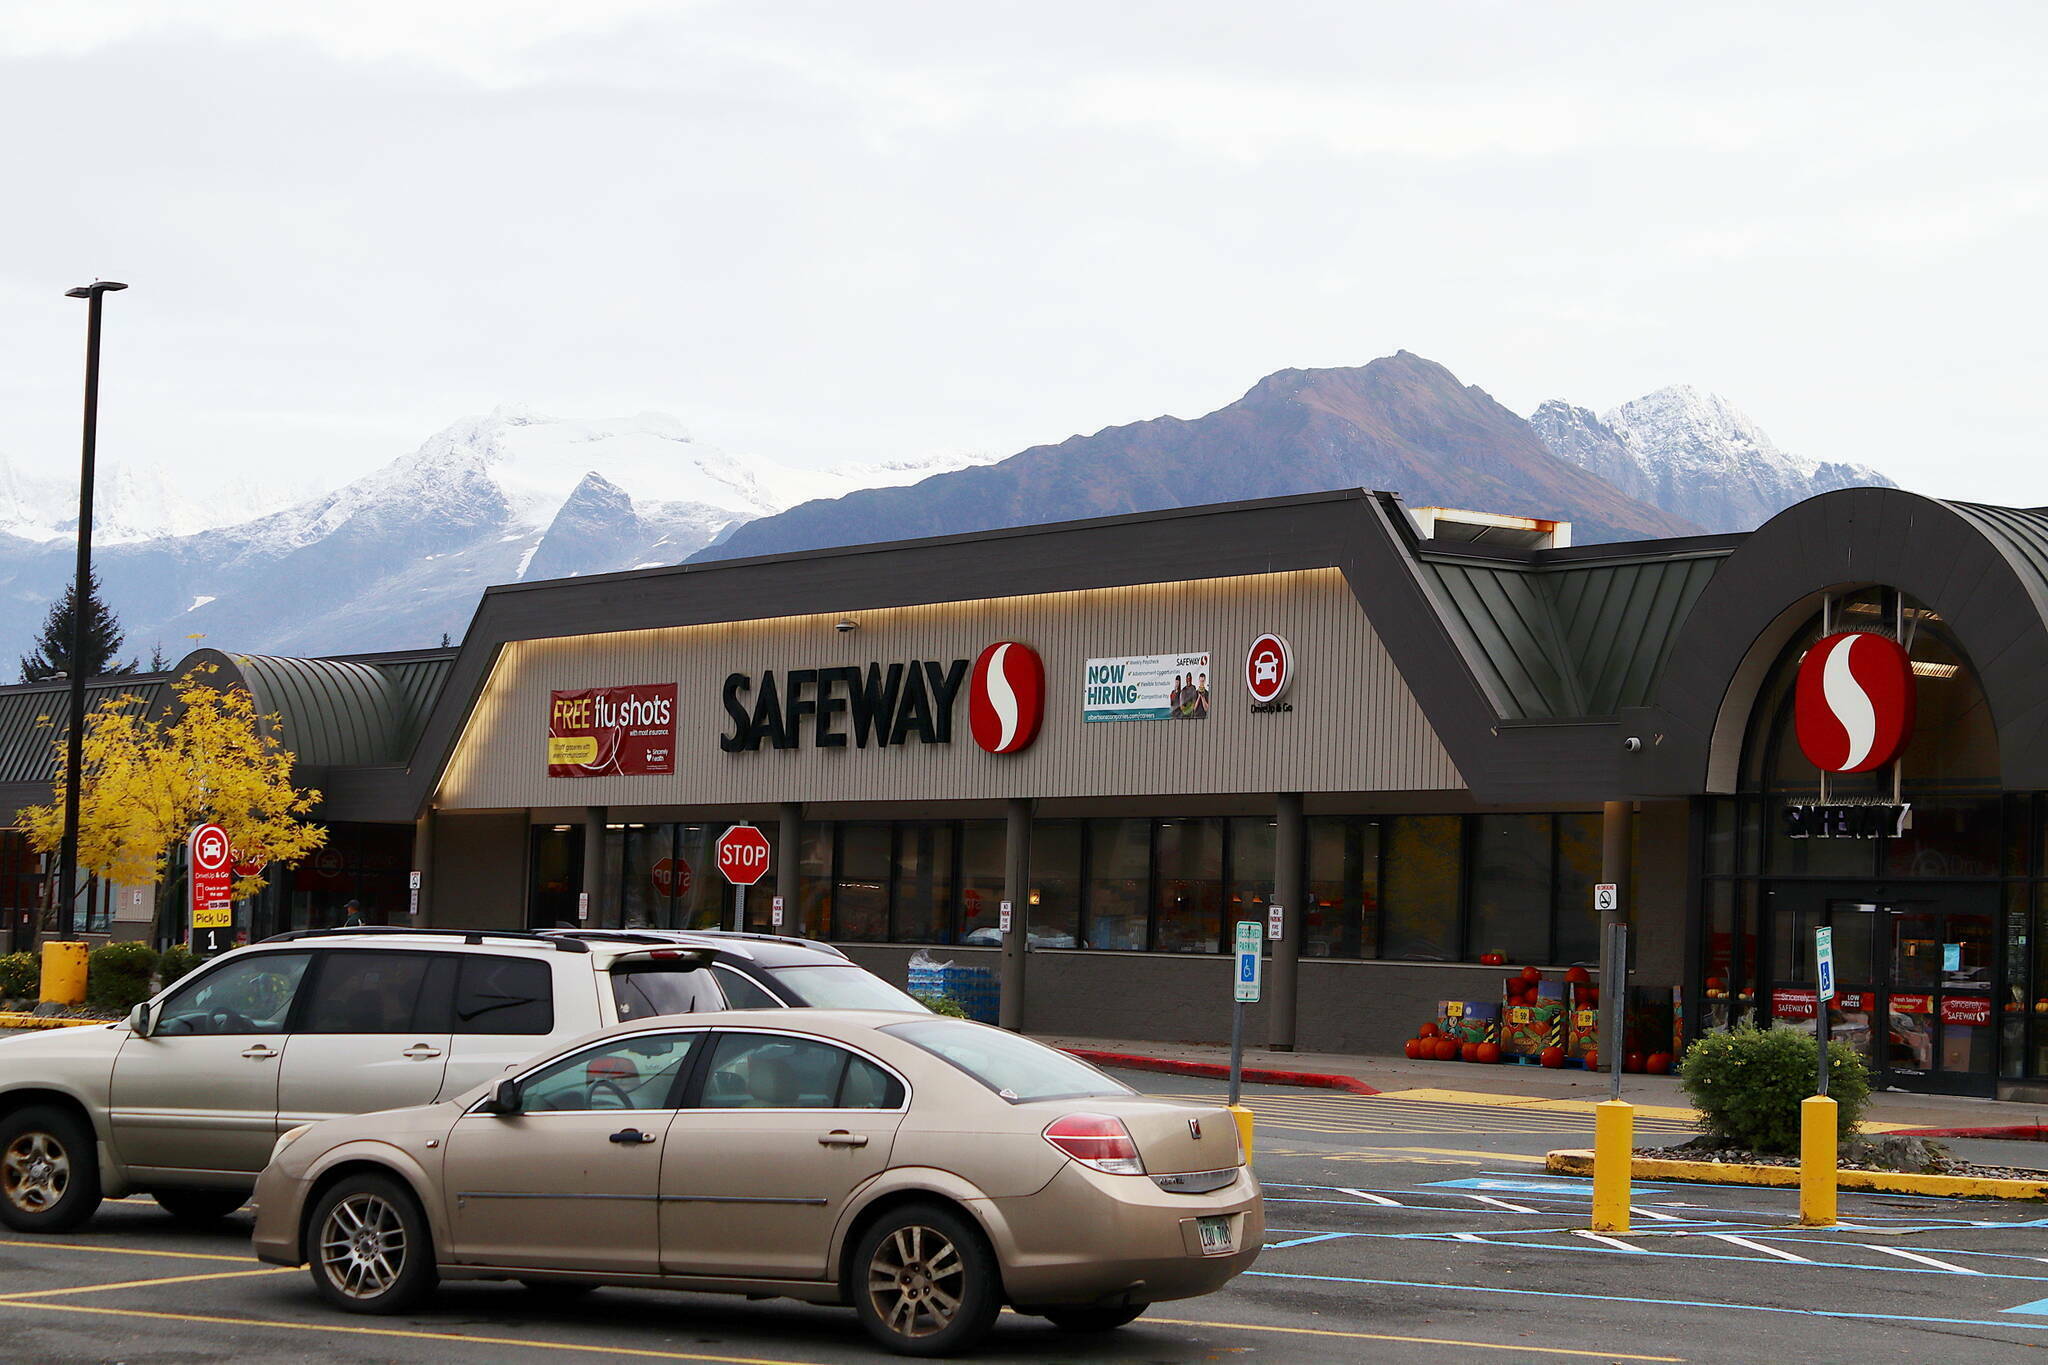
[
  {"x1": 551, "y1": 825, "x2": 572, "y2": 833},
  {"x1": 1911, "y1": 661, "x2": 1960, "y2": 678}
]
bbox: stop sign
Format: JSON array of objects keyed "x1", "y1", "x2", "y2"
[{"x1": 716, "y1": 825, "x2": 771, "y2": 886}]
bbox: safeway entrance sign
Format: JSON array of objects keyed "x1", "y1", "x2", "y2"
[
  {"x1": 716, "y1": 825, "x2": 771, "y2": 885},
  {"x1": 189, "y1": 822, "x2": 233, "y2": 954}
]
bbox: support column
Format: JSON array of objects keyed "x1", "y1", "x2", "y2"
[
  {"x1": 581, "y1": 807, "x2": 606, "y2": 928},
  {"x1": 776, "y1": 802, "x2": 803, "y2": 935},
  {"x1": 999, "y1": 798, "x2": 1032, "y2": 1032},
  {"x1": 1600, "y1": 800, "x2": 1633, "y2": 945},
  {"x1": 1268, "y1": 792, "x2": 1304, "y2": 1051},
  {"x1": 411, "y1": 807, "x2": 436, "y2": 924}
]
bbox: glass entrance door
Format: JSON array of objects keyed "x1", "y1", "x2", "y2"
[{"x1": 1769, "y1": 885, "x2": 1997, "y2": 1097}]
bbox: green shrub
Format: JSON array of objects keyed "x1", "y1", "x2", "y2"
[
  {"x1": 0, "y1": 952, "x2": 36, "y2": 1001},
  {"x1": 1679, "y1": 1024, "x2": 1869, "y2": 1153},
  {"x1": 156, "y1": 943, "x2": 201, "y2": 990},
  {"x1": 911, "y1": 991, "x2": 971, "y2": 1019},
  {"x1": 85, "y1": 941, "x2": 160, "y2": 1013}
]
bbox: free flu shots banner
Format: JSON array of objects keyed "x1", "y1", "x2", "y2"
[{"x1": 548, "y1": 685, "x2": 677, "y2": 777}]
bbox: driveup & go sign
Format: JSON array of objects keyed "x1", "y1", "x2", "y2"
[{"x1": 189, "y1": 822, "x2": 233, "y2": 954}]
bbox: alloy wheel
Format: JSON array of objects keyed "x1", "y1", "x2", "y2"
[
  {"x1": 866, "y1": 1222, "x2": 966, "y2": 1340},
  {"x1": 2, "y1": 1131, "x2": 69, "y2": 1214},
  {"x1": 318, "y1": 1192, "x2": 409, "y2": 1300}
]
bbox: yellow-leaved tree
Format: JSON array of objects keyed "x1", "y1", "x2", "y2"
[{"x1": 20, "y1": 664, "x2": 328, "y2": 945}]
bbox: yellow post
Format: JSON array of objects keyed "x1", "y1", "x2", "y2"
[
  {"x1": 1230, "y1": 1104, "x2": 1255, "y2": 1163},
  {"x1": 39, "y1": 940, "x2": 88, "y2": 1006},
  {"x1": 1591, "y1": 1099, "x2": 1634, "y2": 1233},
  {"x1": 1800, "y1": 1095, "x2": 1838, "y2": 1227}
]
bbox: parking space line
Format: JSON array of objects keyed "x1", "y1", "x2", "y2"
[
  {"x1": 0, "y1": 1267, "x2": 293, "y2": 1300},
  {"x1": 0, "y1": 1238, "x2": 256, "y2": 1263},
  {"x1": 1245, "y1": 1268, "x2": 2048, "y2": 1335},
  {"x1": 1711, "y1": 1235, "x2": 1812, "y2": 1263},
  {"x1": 1875, "y1": 1247, "x2": 1981, "y2": 1274},
  {"x1": 1143, "y1": 1314, "x2": 1685, "y2": 1360},
  {"x1": 0, "y1": 1300, "x2": 833, "y2": 1364}
]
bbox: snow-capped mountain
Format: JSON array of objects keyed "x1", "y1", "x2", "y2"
[
  {"x1": 1529, "y1": 387, "x2": 1895, "y2": 534},
  {"x1": 0, "y1": 406, "x2": 1001, "y2": 672},
  {"x1": 0, "y1": 452, "x2": 307, "y2": 544}
]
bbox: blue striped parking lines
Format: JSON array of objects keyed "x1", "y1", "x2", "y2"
[{"x1": 1242, "y1": 1268, "x2": 2048, "y2": 1336}]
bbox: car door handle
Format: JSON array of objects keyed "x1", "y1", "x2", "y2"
[
  {"x1": 819, "y1": 1131, "x2": 869, "y2": 1148},
  {"x1": 609, "y1": 1128, "x2": 657, "y2": 1145},
  {"x1": 241, "y1": 1045, "x2": 279, "y2": 1060},
  {"x1": 403, "y1": 1044, "x2": 443, "y2": 1059}
]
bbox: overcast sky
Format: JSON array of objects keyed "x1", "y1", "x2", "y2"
[{"x1": 3, "y1": 2, "x2": 2045, "y2": 504}]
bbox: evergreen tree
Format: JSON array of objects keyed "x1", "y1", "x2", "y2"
[
  {"x1": 439, "y1": 632, "x2": 453, "y2": 648},
  {"x1": 18, "y1": 568, "x2": 135, "y2": 682},
  {"x1": 148, "y1": 642, "x2": 170, "y2": 672}
]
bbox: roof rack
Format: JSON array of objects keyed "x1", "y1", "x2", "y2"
[
  {"x1": 257, "y1": 926, "x2": 590, "y2": 953},
  {"x1": 539, "y1": 928, "x2": 848, "y2": 961}
]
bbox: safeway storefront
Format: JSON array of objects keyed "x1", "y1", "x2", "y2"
[{"x1": 11, "y1": 485, "x2": 2048, "y2": 1100}]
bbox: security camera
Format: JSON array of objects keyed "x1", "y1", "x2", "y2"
[
  {"x1": 1623, "y1": 736, "x2": 1642, "y2": 752},
  {"x1": 834, "y1": 620, "x2": 858, "y2": 633}
]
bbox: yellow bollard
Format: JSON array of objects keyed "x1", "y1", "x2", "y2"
[
  {"x1": 1229, "y1": 1104, "x2": 1255, "y2": 1164},
  {"x1": 39, "y1": 940, "x2": 88, "y2": 1006},
  {"x1": 1591, "y1": 1099, "x2": 1634, "y2": 1233},
  {"x1": 1800, "y1": 1095, "x2": 1838, "y2": 1227}
]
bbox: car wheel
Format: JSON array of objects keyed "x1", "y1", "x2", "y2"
[
  {"x1": 1042, "y1": 1303, "x2": 1147, "y2": 1332},
  {"x1": 852, "y1": 1202, "x2": 1001, "y2": 1357},
  {"x1": 308, "y1": 1173, "x2": 437, "y2": 1314},
  {"x1": 154, "y1": 1189, "x2": 248, "y2": 1224},
  {"x1": 0, "y1": 1105, "x2": 102, "y2": 1233}
]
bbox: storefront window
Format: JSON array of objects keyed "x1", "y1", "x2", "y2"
[
  {"x1": 1086, "y1": 818, "x2": 1149, "y2": 950},
  {"x1": 618, "y1": 825, "x2": 667, "y2": 928},
  {"x1": 674, "y1": 823, "x2": 730, "y2": 930},
  {"x1": 1554, "y1": 814, "x2": 1602, "y2": 964},
  {"x1": 1154, "y1": 818, "x2": 1223, "y2": 953},
  {"x1": 893, "y1": 823, "x2": 954, "y2": 943},
  {"x1": 959, "y1": 822, "x2": 1004, "y2": 941},
  {"x1": 1471, "y1": 815, "x2": 1549, "y2": 966},
  {"x1": 1029, "y1": 821, "x2": 1082, "y2": 947},
  {"x1": 1382, "y1": 816, "x2": 1461, "y2": 961},
  {"x1": 1305, "y1": 816, "x2": 1377, "y2": 959},
  {"x1": 799, "y1": 821, "x2": 833, "y2": 937},
  {"x1": 1225, "y1": 817, "x2": 1275, "y2": 947},
  {"x1": 835, "y1": 823, "x2": 890, "y2": 942}
]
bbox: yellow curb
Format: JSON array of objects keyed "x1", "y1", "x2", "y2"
[
  {"x1": 0, "y1": 1013, "x2": 105, "y2": 1030},
  {"x1": 1547, "y1": 1148, "x2": 2048, "y2": 1200},
  {"x1": 1378, "y1": 1088, "x2": 1914, "y2": 1132}
]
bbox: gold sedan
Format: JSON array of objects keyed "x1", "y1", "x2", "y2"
[{"x1": 252, "y1": 1009, "x2": 1261, "y2": 1356}]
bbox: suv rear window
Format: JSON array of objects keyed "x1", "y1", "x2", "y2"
[
  {"x1": 880, "y1": 1019, "x2": 1131, "y2": 1103},
  {"x1": 454, "y1": 957, "x2": 553, "y2": 1035},
  {"x1": 761, "y1": 965, "x2": 926, "y2": 1011},
  {"x1": 612, "y1": 964, "x2": 725, "y2": 1021}
]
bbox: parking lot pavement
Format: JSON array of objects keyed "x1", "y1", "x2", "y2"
[{"x1": 10, "y1": 1073, "x2": 2048, "y2": 1362}]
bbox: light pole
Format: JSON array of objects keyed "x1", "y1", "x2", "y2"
[{"x1": 55, "y1": 279, "x2": 126, "y2": 942}]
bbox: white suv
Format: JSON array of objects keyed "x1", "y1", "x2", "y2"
[{"x1": 0, "y1": 926, "x2": 923, "y2": 1232}]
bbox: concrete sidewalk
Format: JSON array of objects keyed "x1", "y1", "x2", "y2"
[{"x1": 1038, "y1": 1032, "x2": 2048, "y2": 1135}]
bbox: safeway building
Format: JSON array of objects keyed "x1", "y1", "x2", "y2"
[{"x1": 3, "y1": 485, "x2": 2042, "y2": 1101}]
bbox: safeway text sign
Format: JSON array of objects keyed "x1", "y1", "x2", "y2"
[
  {"x1": 189, "y1": 822, "x2": 233, "y2": 937},
  {"x1": 716, "y1": 824, "x2": 771, "y2": 886}
]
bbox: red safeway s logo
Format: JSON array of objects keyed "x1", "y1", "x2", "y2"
[
  {"x1": 967, "y1": 641, "x2": 1045, "y2": 755},
  {"x1": 1794, "y1": 631, "x2": 1915, "y2": 773},
  {"x1": 1245, "y1": 633, "x2": 1294, "y2": 705}
]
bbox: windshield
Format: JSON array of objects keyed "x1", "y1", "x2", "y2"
[
  {"x1": 763, "y1": 965, "x2": 928, "y2": 1012},
  {"x1": 881, "y1": 1019, "x2": 1132, "y2": 1102}
]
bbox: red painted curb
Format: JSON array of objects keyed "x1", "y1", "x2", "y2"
[
  {"x1": 1889, "y1": 1124, "x2": 2048, "y2": 1140},
  {"x1": 1062, "y1": 1048, "x2": 1381, "y2": 1095}
]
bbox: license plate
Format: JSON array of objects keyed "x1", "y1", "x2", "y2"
[{"x1": 1197, "y1": 1215, "x2": 1236, "y2": 1255}]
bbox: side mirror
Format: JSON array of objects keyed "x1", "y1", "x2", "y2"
[
  {"x1": 486, "y1": 1080, "x2": 523, "y2": 1116},
  {"x1": 126, "y1": 1003, "x2": 155, "y2": 1038}
]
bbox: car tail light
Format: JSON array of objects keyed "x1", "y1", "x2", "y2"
[{"x1": 1043, "y1": 1113, "x2": 1145, "y2": 1175}]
